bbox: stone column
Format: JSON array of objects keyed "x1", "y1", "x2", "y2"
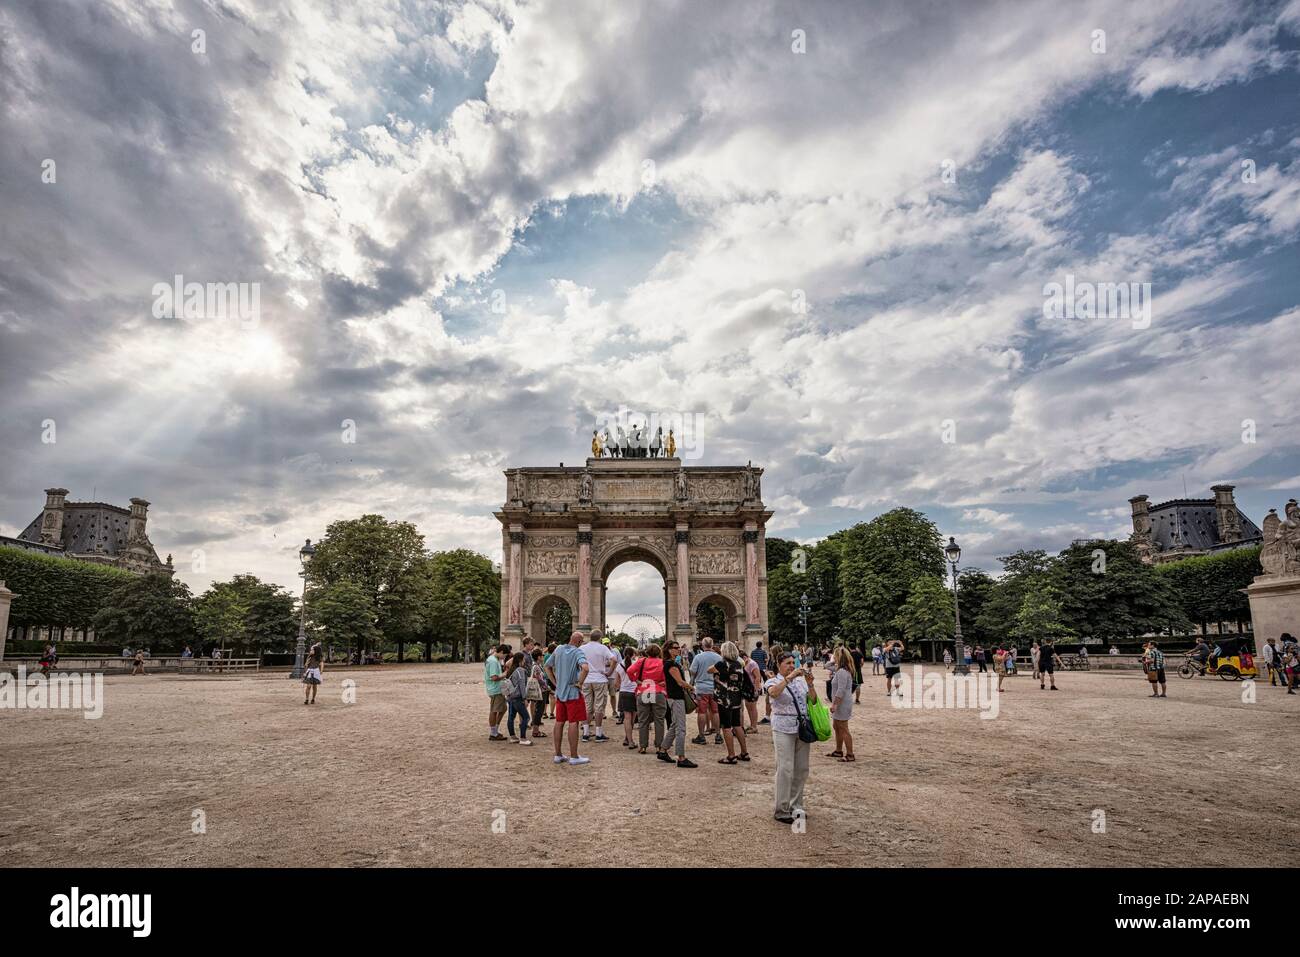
[
  {"x1": 0, "y1": 580, "x2": 14, "y2": 660},
  {"x1": 743, "y1": 526, "x2": 761, "y2": 631},
  {"x1": 506, "y1": 528, "x2": 525, "y2": 636},
  {"x1": 674, "y1": 526, "x2": 692, "y2": 635},
  {"x1": 577, "y1": 527, "x2": 592, "y2": 631}
]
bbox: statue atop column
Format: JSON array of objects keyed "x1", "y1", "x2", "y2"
[
  {"x1": 743, "y1": 461, "x2": 762, "y2": 502},
  {"x1": 674, "y1": 469, "x2": 688, "y2": 501},
  {"x1": 666, "y1": 429, "x2": 676, "y2": 458},
  {"x1": 591, "y1": 430, "x2": 604, "y2": 459},
  {"x1": 579, "y1": 469, "x2": 594, "y2": 503}
]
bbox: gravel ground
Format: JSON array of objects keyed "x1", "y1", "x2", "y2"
[{"x1": 0, "y1": 662, "x2": 1293, "y2": 867}]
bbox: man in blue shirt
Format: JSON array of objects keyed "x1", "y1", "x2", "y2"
[
  {"x1": 689, "y1": 637, "x2": 724, "y2": 744},
  {"x1": 546, "y1": 631, "x2": 591, "y2": 766},
  {"x1": 751, "y1": 641, "x2": 768, "y2": 677}
]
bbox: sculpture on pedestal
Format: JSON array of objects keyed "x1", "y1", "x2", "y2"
[
  {"x1": 591, "y1": 430, "x2": 604, "y2": 459},
  {"x1": 666, "y1": 429, "x2": 676, "y2": 458},
  {"x1": 579, "y1": 469, "x2": 593, "y2": 503},
  {"x1": 1257, "y1": 500, "x2": 1300, "y2": 577}
]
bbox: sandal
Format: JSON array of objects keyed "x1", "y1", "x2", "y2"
[
  {"x1": 738, "y1": 753, "x2": 750, "y2": 762},
  {"x1": 825, "y1": 750, "x2": 843, "y2": 758},
  {"x1": 841, "y1": 754, "x2": 856, "y2": 762},
  {"x1": 638, "y1": 748, "x2": 647, "y2": 754},
  {"x1": 718, "y1": 756, "x2": 737, "y2": 765},
  {"x1": 532, "y1": 731, "x2": 547, "y2": 738}
]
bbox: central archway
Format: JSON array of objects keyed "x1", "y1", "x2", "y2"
[
  {"x1": 494, "y1": 456, "x2": 772, "y2": 649},
  {"x1": 596, "y1": 543, "x2": 671, "y2": 634}
]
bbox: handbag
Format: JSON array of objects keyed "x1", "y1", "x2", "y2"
[
  {"x1": 683, "y1": 688, "x2": 697, "y2": 715},
  {"x1": 788, "y1": 681, "x2": 817, "y2": 744},
  {"x1": 1146, "y1": 665, "x2": 1159, "y2": 683},
  {"x1": 525, "y1": 676, "x2": 543, "y2": 701}
]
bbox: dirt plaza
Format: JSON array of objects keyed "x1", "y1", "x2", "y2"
[{"x1": 0, "y1": 662, "x2": 1293, "y2": 867}]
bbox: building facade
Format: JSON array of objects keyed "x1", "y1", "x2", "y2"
[
  {"x1": 1128, "y1": 484, "x2": 1262, "y2": 565},
  {"x1": 2, "y1": 488, "x2": 172, "y2": 575}
]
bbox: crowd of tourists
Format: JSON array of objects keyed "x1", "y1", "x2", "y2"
[{"x1": 482, "y1": 631, "x2": 876, "y2": 823}]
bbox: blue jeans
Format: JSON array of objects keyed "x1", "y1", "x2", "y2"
[{"x1": 507, "y1": 698, "x2": 530, "y2": 737}]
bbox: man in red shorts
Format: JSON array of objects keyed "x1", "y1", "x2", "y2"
[
  {"x1": 546, "y1": 630, "x2": 591, "y2": 766},
  {"x1": 689, "y1": 636, "x2": 724, "y2": 745}
]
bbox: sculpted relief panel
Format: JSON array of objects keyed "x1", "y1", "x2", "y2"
[
  {"x1": 531, "y1": 477, "x2": 579, "y2": 502},
  {"x1": 692, "y1": 476, "x2": 742, "y2": 502},
  {"x1": 689, "y1": 549, "x2": 742, "y2": 576},
  {"x1": 526, "y1": 549, "x2": 578, "y2": 576}
]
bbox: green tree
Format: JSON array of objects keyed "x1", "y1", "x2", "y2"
[
  {"x1": 837, "y1": 509, "x2": 944, "y2": 643},
  {"x1": 764, "y1": 536, "x2": 798, "y2": 573},
  {"x1": 1155, "y1": 546, "x2": 1259, "y2": 634},
  {"x1": 194, "y1": 575, "x2": 297, "y2": 656},
  {"x1": 544, "y1": 602, "x2": 573, "y2": 644},
  {"x1": 1050, "y1": 540, "x2": 1189, "y2": 640},
  {"x1": 412, "y1": 548, "x2": 500, "y2": 661},
  {"x1": 307, "y1": 515, "x2": 428, "y2": 653},
  {"x1": 955, "y1": 567, "x2": 995, "y2": 647},
  {"x1": 1009, "y1": 585, "x2": 1074, "y2": 643},
  {"x1": 976, "y1": 549, "x2": 1056, "y2": 643},
  {"x1": 696, "y1": 601, "x2": 727, "y2": 640},
  {"x1": 92, "y1": 574, "x2": 196, "y2": 651},
  {"x1": 891, "y1": 576, "x2": 955, "y2": 645},
  {"x1": 309, "y1": 580, "x2": 380, "y2": 656},
  {"x1": 0, "y1": 546, "x2": 136, "y2": 637}
]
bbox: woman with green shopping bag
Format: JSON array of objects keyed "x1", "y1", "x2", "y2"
[{"x1": 762, "y1": 651, "x2": 821, "y2": 825}]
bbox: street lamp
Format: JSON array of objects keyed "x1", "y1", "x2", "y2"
[
  {"x1": 291, "y1": 538, "x2": 316, "y2": 679},
  {"x1": 799, "y1": 592, "x2": 810, "y2": 647},
  {"x1": 463, "y1": 594, "x2": 476, "y2": 663},
  {"x1": 945, "y1": 536, "x2": 968, "y2": 675}
]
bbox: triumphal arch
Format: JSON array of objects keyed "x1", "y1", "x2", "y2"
[{"x1": 495, "y1": 456, "x2": 771, "y2": 647}]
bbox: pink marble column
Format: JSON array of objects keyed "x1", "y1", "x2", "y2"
[
  {"x1": 507, "y1": 529, "x2": 524, "y2": 626},
  {"x1": 743, "y1": 527, "x2": 759, "y2": 626},
  {"x1": 675, "y1": 527, "x2": 690, "y2": 627},
  {"x1": 577, "y1": 528, "x2": 592, "y2": 628}
]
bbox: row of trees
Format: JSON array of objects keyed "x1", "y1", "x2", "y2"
[
  {"x1": 5, "y1": 515, "x2": 502, "y2": 660},
  {"x1": 764, "y1": 509, "x2": 1261, "y2": 652}
]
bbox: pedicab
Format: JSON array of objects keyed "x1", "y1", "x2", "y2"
[{"x1": 1178, "y1": 635, "x2": 1257, "y2": 681}]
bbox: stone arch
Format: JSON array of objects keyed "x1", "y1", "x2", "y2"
[
  {"x1": 691, "y1": 588, "x2": 745, "y2": 646},
  {"x1": 496, "y1": 458, "x2": 771, "y2": 649},
  {"x1": 524, "y1": 587, "x2": 575, "y2": 644},
  {"x1": 596, "y1": 541, "x2": 674, "y2": 635}
]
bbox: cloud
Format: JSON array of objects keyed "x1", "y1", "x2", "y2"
[{"x1": 1, "y1": 0, "x2": 1297, "y2": 604}]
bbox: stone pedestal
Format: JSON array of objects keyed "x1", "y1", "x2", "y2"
[
  {"x1": 0, "y1": 580, "x2": 14, "y2": 660},
  {"x1": 1246, "y1": 575, "x2": 1300, "y2": 646}
]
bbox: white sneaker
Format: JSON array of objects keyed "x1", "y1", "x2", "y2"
[
  {"x1": 518, "y1": 738, "x2": 533, "y2": 746},
  {"x1": 568, "y1": 756, "x2": 590, "y2": 766},
  {"x1": 553, "y1": 755, "x2": 566, "y2": 764}
]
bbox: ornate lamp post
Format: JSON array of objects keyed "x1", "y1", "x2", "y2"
[
  {"x1": 799, "y1": 592, "x2": 810, "y2": 648},
  {"x1": 463, "y1": 594, "x2": 476, "y2": 663},
  {"x1": 291, "y1": 538, "x2": 316, "y2": 679},
  {"x1": 945, "y1": 536, "x2": 969, "y2": 675}
]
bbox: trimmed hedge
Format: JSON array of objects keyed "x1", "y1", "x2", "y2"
[{"x1": 0, "y1": 545, "x2": 138, "y2": 629}]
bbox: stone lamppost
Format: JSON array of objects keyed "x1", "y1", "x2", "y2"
[
  {"x1": 799, "y1": 592, "x2": 810, "y2": 648},
  {"x1": 463, "y1": 594, "x2": 476, "y2": 663},
  {"x1": 291, "y1": 539, "x2": 315, "y2": 679},
  {"x1": 945, "y1": 536, "x2": 969, "y2": 676}
]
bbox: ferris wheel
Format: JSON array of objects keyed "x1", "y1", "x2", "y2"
[{"x1": 621, "y1": 614, "x2": 665, "y2": 647}]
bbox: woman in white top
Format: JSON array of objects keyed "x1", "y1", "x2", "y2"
[{"x1": 762, "y1": 652, "x2": 820, "y2": 824}]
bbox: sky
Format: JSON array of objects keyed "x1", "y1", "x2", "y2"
[{"x1": 2, "y1": 0, "x2": 1299, "y2": 630}]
